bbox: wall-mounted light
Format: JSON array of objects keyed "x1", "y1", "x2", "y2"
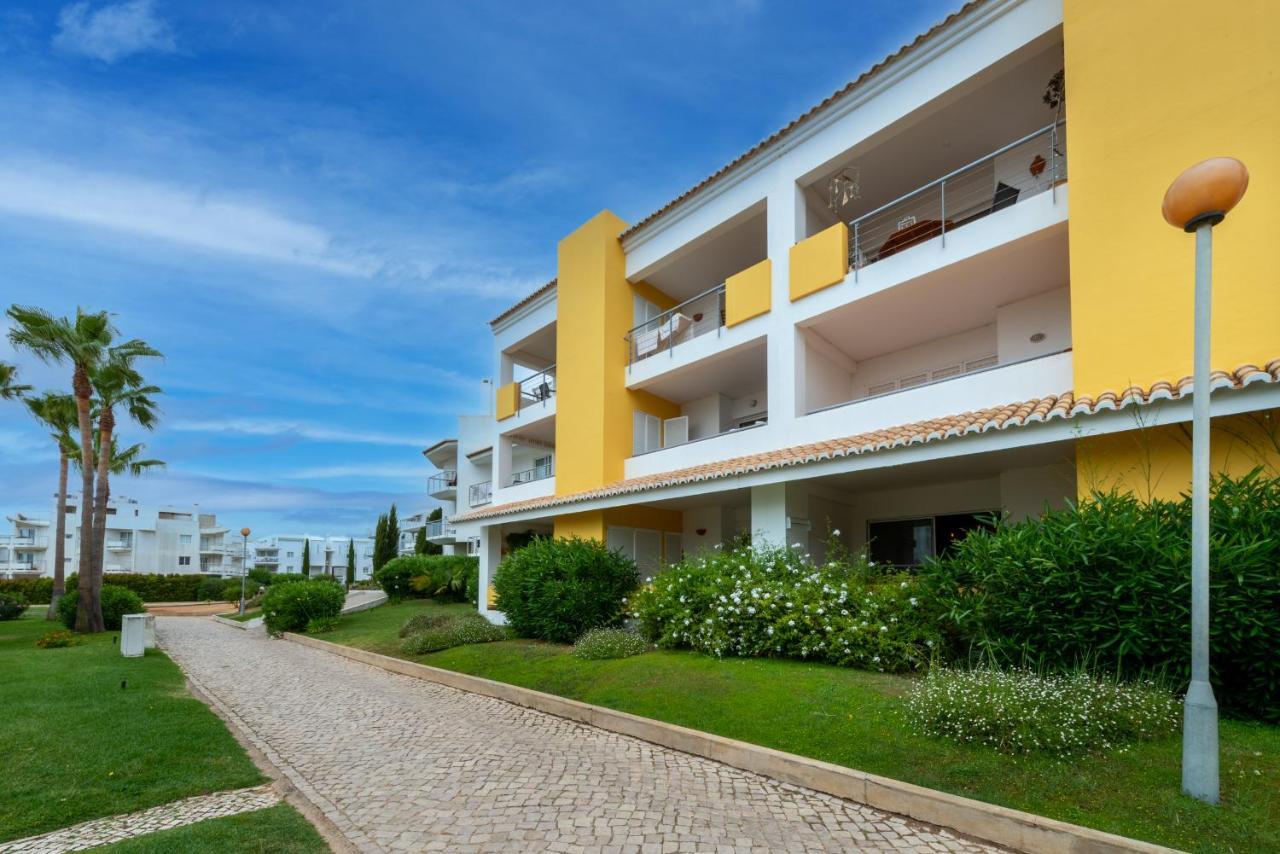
[
  {"x1": 1029, "y1": 332, "x2": 1047, "y2": 343},
  {"x1": 695, "y1": 528, "x2": 707, "y2": 536}
]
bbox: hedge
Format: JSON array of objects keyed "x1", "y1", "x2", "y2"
[
  {"x1": 57, "y1": 584, "x2": 146, "y2": 631},
  {"x1": 0, "y1": 577, "x2": 53, "y2": 603},
  {"x1": 374, "y1": 555, "x2": 478, "y2": 603},
  {"x1": 1, "y1": 573, "x2": 227, "y2": 604}
]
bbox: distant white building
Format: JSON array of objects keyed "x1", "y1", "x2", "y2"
[
  {"x1": 251, "y1": 535, "x2": 375, "y2": 581},
  {"x1": 399, "y1": 510, "x2": 434, "y2": 555},
  {"x1": 0, "y1": 497, "x2": 246, "y2": 579}
]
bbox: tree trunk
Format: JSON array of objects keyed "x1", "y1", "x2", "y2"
[
  {"x1": 90, "y1": 406, "x2": 114, "y2": 590},
  {"x1": 73, "y1": 365, "x2": 103, "y2": 633},
  {"x1": 45, "y1": 450, "x2": 69, "y2": 621}
]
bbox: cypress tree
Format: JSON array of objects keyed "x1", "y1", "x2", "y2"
[
  {"x1": 414, "y1": 525, "x2": 428, "y2": 555},
  {"x1": 387, "y1": 503, "x2": 400, "y2": 558},
  {"x1": 301, "y1": 538, "x2": 311, "y2": 577},
  {"x1": 346, "y1": 539, "x2": 356, "y2": 587},
  {"x1": 372, "y1": 514, "x2": 388, "y2": 572}
]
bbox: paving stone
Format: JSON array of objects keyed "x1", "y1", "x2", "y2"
[{"x1": 156, "y1": 617, "x2": 1000, "y2": 853}]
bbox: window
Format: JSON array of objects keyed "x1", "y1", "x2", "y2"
[
  {"x1": 178, "y1": 556, "x2": 191, "y2": 566},
  {"x1": 179, "y1": 534, "x2": 192, "y2": 545},
  {"x1": 633, "y1": 411, "x2": 662, "y2": 455},
  {"x1": 867, "y1": 512, "x2": 995, "y2": 568},
  {"x1": 286, "y1": 551, "x2": 294, "y2": 558}
]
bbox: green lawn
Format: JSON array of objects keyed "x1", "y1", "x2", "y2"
[
  {"x1": 87, "y1": 804, "x2": 329, "y2": 853},
  {"x1": 0, "y1": 613, "x2": 266, "y2": 842},
  {"x1": 222, "y1": 607, "x2": 262, "y2": 622},
  {"x1": 325, "y1": 599, "x2": 1280, "y2": 853}
]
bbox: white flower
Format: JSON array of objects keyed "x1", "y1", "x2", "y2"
[
  {"x1": 909, "y1": 597, "x2": 918, "y2": 606},
  {"x1": 787, "y1": 620, "x2": 795, "y2": 627},
  {"x1": 879, "y1": 625, "x2": 888, "y2": 633},
  {"x1": 831, "y1": 528, "x2": 841, "y2": 537}
]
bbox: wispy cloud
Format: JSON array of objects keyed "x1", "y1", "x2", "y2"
[
  {"x1": 54, "y1": 0, "x2": 175, "y2": 63},
  {"x1": 0, "y1": 158, "x2": 377, "y2": 276},
  {"x1": 283, "y1": 463, "x2": 429, "y2": 481},
  {"x1": 168, "y1": 417, "x2": 427, "y2": 448}
]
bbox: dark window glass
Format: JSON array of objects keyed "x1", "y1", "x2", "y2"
[
  {"x1": 935, "y1": 512, "x2": 995, "y2": 558},
  {"x1": 867, "y1": 518, "x2": 933, "y2": 568}
]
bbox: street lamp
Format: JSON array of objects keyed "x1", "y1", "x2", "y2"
[
  {"x1": 1161, "y1": 156, "x2": 1249, "y2": 805},
  {"x1": 239, "y1": 527, "x2": 252, "y2": 616}
]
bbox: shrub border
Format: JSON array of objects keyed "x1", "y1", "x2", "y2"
[{"x1": 283, "y1": 632, "x2": 1174, "y2": 854}]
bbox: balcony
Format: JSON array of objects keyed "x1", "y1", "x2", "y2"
[
  {"x1": 626, "y1": 285, "x2": 725, "y2": 366},
  {"x1": 428, "y1": 470, "x2": 458, "y2": 500},
  {"x1": 469, "y1": 480, "x2": 492, "y2": 507},
  {"x1": 517, "y1": 366, "x2": 556, "y2": 410},
  {"x1": 848, "y1": 122, "x2": 1065, "y2": 275},
  {"x1": 12, "y1": 536, "x2": 48, "y2": 549},
  {"x1": 510, "y1": 459, "x2": 554, "y2": 486},
  {"x1": 425, "y1": 519, "x2": 457, "y2": 542},
  {"x1": 106, "y1": 538, "x2": 133, "y2": 550}
]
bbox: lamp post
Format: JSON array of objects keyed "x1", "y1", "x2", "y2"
[
  {"x1": 239, "y1": 527, "x2": 251, "y2": 616},
  {"x1": 1161, "y1": 156, "x2": 1249, "y2": 805}
]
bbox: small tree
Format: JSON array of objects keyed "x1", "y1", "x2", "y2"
[
  {"x1": 372, "y1": 513, "x2": 389, "y2": 572},
  {"x1": 387, "y1": 503, "x2": 400, "y2": 558},
  {"x1": 346, "y1": 539, "x2": 356, "y2": 587},
  {"x1": 420, "y1": 507, "x2": 443, "y2": 556},
  {"x1": 414, "y1": 525, "x2": 428, "y2": 555},
  {"x1": 301, "y1": 538, "x2": 311, "y2": 577}
]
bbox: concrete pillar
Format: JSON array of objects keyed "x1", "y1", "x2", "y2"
[
  {"x1": 766, "y1": 176, "x2": 806, "y2": 421},
  {"x1": 477, "y1": 525, "x2": 505, "y2": 624},
  {"x1": 750, "y1": 483, "x2": 788, "y2": 548}
]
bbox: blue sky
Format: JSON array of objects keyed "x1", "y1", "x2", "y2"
[{"x1": 0, "y1": 0, "x2": 954, "y2": 536}]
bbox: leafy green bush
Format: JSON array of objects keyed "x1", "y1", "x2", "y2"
[
  {"x1": 921, "y1": 469, "x2": 1280, "y2": 721},
  {"x1": 36, "y1": 629, "x2": 81, "y2": 649},
  {"x1": 248, "y1": 567, "x2": 275, "y2": 586},
  {"x1": 0, "y1": 591, "x2": 28, "y2": 620},
  {"x1": 398, "y1": 612, "x2": 452, "y2": 638},
  {"x1": 906, "y1": 666, "x2": 1180, "y2": 757},
  {"x1": 398, "y1": 613, "x2": 509, "y2": 654},
  {"x1": 373, "y1": 556, "x2": 418, "y2": 598},
  {"x1": 58, "y1": 584, "x2": 146, "y2": 631},
  {"x1": 269, "y1": 572, "x2": 307, "y2": 586},
  {"x1": 0, "y1": 576, "x2": 53, "y2": 603},
  {"x1": 407, "y1": 555, "x2": 479, "y2": 603},
  {"x1": 493, "y1": 537, "x2": 638, "y2": 643},
  {"x1": 572, "y1": 627, "x2": 648, "y2": 660},
  {"x1": 196, "y1": 576, "x2": 227, "y2": 601},
  {"x1": 64, "y1": 573, "x2": 212, "y2": 603},
  {"x1": 260, "y1": 580, "x2": 345, "y2": 635},
  {"x1": 306, "y1": 616, "x2": 339, "y2": 634},
  {"x1": 632, "y1": 543, "x2": 939, "y2": 672},
  {"x1": 221, "y1": 579, "x2": 263, "y2": 604}
]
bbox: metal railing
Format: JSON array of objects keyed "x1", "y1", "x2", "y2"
[
  {"x1": 625, "y1": 284, "x2": 726, "y2": 366},
  {"x1": 426, "y1": 519, "x2": 456, "y2": 539},
  {"x1": 106, "y1": 538, "x2": 133, "y2": 549},
  {"x1": 517, "y1": 365, "x2": 556, "y2": 409},
  {"x1": 849, "y1": 121, "x2": 1066, "y2": 275},
  {"x1": 469, "y1": 480, "x2": 492, "y2": 507},
  {"x1": 427, "y1": 470, "x2": 457, "y2": 496},
  {"x1": 510, "y1": 460, "x2": 554, "y2": 486},
  {"x1": 11, "y1": 536, "x2": 48, "y2": 548}
]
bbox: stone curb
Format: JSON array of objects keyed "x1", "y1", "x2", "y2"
[
  {"x1": 284, "y1": 633, "x2": 1182, "y2": 854},
  {"x1": 211, "y1": 614, "x2": 259, "y2": 630},
  {"x1": 340, "y1": 592, "x2": 387, "y2": 615}
]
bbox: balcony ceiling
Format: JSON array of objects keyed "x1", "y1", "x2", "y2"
[
  {"x1": 506, "y1": 323, "x2": 557, "y2": 370},
  {"x1": 804, "y1": 223, "x2": 1068, "y2": 362},
  {"x1": 635, "y1": 337, "x2": 767, "y2": 404},
  {"x1": 641, "y1": 207, "x2": 767, "y2": 303}
]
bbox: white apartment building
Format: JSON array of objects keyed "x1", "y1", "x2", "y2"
[
  {"x1": 251, "y1": 534, "x2": 375, "y2": 581},
  {"x1": 0, "y1": 498, "x2": 245, "y2": 579}
]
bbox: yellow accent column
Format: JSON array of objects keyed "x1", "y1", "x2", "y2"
[
  {"x1": 1064, "y1": 0, "x2": 1280, "y2": 402},
  {"x1": 789, "y1": 223, "x2": 849, "y2": 301},
  {"x1": 553, "y1": 511, "x2": 605, "y2": 541},
  {"x1": 495, "y1": 382, "x2": 520, "y2": 421},
  {"x1": 725, "y1": 259, "x2": 771, "y2": 326}
]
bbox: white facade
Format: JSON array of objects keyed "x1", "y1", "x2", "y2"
[
  {"x1": 0, "y1": 499, "x2": 245, "y2": 579},
  {"x1": 251, "y1": 534, "x2": 375, "y2": 581}
]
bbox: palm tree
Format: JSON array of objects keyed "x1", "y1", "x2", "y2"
[
  {"x1": 0, "y1": 362, "x2": 31, "y2": 399},
  {"x1": 23, "y1": 392, "x2": 77, "y2": 619},
  {"x1": 7, "y1": 306, "x2": 114, "y2": 632},
  {"x1": 67, "y1": 435, "x2": 165, "y2": 574},
  {"x1": 88, "y1": 344, "x2": 162, "y2": 578}
]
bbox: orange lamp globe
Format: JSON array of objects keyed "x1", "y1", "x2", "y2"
[
  {"x1": 240, "y1": 527, "x2": 251, "y2": 537},
  {"x1": 1162, "y1": 157, "x2": 1249, "y2": 231}
]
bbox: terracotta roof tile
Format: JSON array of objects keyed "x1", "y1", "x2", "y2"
[
  {"x1": 618, "y1": 0, "x2": 988, "y2": 242},
  {"x1": 490, "y1": 278, "x2": 556, "y2": 327},
  {"x1": 452, "y1": 361, "x2": 1280, "y2": 524}
]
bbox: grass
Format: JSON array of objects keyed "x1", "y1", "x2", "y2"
[
  {"x1": 325, "y1": 599, "x2": 1280, "y2": 854},
  {"x1": 87, "y1": 804, "x2": 329, "y2": 853},
  {"x1": 0, "y1": 613, "x2": 266, "y2": 842},
  {"x1": 222, "y1": 607, "x2": 262, "y2": 623}
]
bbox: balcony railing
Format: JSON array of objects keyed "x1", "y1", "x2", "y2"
[
  {"x1": 510, "y1": 460, "x2": 554, "y2": 486},
  {"x1": 469, "y1": 480, "x2": 492, "y2": 507},
  {"x1": 849, "y1": 121, "x2": 1066, "y2": 274},
  {"x1": 428, "y1": 470, "x2": 458, "y2": 497},
  {"x1": 426, "y1": 519, "x2": 456, "y2": 539},
  {"x1": 106, "y1": 538, "x2": 133, "y2": 550},
  {"x1": 625, "y1": 284, "x2": 726, "y2": 366},
  {"x1": 517, "y1": 365, "x2": 556, "y2": 410},
  {"x1": 12, "y1": 536, "x2": 48, "y2": 548}
]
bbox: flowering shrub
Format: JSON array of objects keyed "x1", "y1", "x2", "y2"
[
  {"x1": 399, "y1": 613, "x2": 509, "y2": 654},
  {"x1": 36, "y1": 629, "x2": 81, "y2": 649},
  {"x1": 398, "y1": 612, "x2": 452, "y2": 638},
  {"x1": 631, "y1": 543, "x2": 940, "y2": 672},
  {"x1": 906, "y1": 666, "x2": 1180, "y2": 757},
  {"x1": 572, "y1": 627, "x2": 648, "y2": 660}
]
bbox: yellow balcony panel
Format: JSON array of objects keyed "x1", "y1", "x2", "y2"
[
  {"x1": 725, "y1": 258, "x2": 771, "y2": 326},
  {"x1": 496, "y1": 382, "x2": 520, "y2": 421},
  {"x1": 789, "y1": 222, "x2": 849, "y2": 302}
]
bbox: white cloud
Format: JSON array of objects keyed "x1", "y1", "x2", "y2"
[
  {"x1": 54, "y1": 0, "x2": 175, "y2": 63},
  {"x1": 0, "y1": 158, "x2": 377, "y2": 277},
  {"x1": 168, "y1": 417, "x2": 427, "y2": 448}
]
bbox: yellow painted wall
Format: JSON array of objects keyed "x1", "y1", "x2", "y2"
[
  {"x1": 632, "y1": 280, "x2": 678, "y2": 312},
  {"x1": 554, "y1": 210, "x2": 683, "y2": 497},
  {"x1": 789, "y1": 222, "x2": 848, "y2": 302},
  {"x1": 1077, "y1": 410, "x2": 1280, "y2": 501},
  {"x1": 495, "y1": 382, "x2": 520, "y2": 421},
  {"x1": 725, "y1": 258, "x2": 772, "y2": 326},
  {"x1": 553, "y1": 510, "x2": 605, "y2": 541},
  {"x1": 606, "y1": 506, "x2": 683, "y2": 533},
  {"x1": 1064, "y1": 1, "x2": 1280, "y2": 401}
]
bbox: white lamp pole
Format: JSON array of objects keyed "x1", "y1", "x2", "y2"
[
  {"x1": 1161, "y1": 156, "x2": 1249, "y2": 805},
  {"x1": 239, "y1": 527, "x2": 251, "y2": 616}
]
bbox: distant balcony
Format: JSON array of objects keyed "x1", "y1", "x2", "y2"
[
  {"x1": 106, "y1": 538, "x2": 133, "y2": 550},
  {"x1": 510, "y1": 460, "x2": 554, "y2": 486},
  {"x1": 849, "y1": 122, "x2": 1066, "y2": 273},
  {"x1": 517, "y1": 366, "x2": 556, "y2": 410},
  {"x1": 426, "y1": 519, "x2": 457, "y2": 542},
  {"x1": 626, "y1": 285, "x2": 726, "y2": 366},
  {"x1": 428, "y1": 470, "x2": 458, "y2": 500},
  {"x1": 12, "y1": 536, "x2": 48, "y2": 549},
  {"x1": 469, "y1": 480, "x2": 492, "y2": 507}
]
